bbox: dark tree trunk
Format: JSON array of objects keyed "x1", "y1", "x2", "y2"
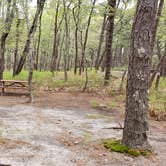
[
  {"x1": 160, "y1": 43, "x2": 166, "y2": 77},
  {"x1": 149, "y1": 54, "x2": 165, "y2": 87},
  {"x1": 35, "y1": 7, "x2": 43, "y2": 70},
  {"x1": 79, "y1": 0, "x2": 96, "y2": 75},
  {"x1": 63, "y1": 0, "x2": 72, "y2": 81},
  {"x1": 73, "y1": 0, "x2": 81, "y2": 75},
  {"x1": 95, "y1": 11, "x2": 106, "y2": 70},
  {"x1": 104, "y1": 0, "x2": 116, "y2": 85},
  {"x1": 0, "y1": 0, "x2": 15, "y2": 79},
  {"x1": 50, "y1": 0, "x2": 60, "y2": 74},
  {"x1": 98, "y1": 50, "x2": 106, "y2": 69},
  {"x1": 122, "y1": 0, "x2": 159, "y2": 149},
  {"x1": 151, "y1": 0, "x2": 164, "y2": 49},
  {"x1": 13, "y1": 6, "x2": 20, "y2": 76},
  {"x1": 14, "y1": 0, "x2": 46, "y2": 76},
  {"x1": 57, "y1": 32, "x2": 65, "y2": 71}
]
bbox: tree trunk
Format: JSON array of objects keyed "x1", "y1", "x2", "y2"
[
  {"x1": 104, "y1": 0, "x2": 116, "y2": 85},
  {"x1": 79, "y1": 0, "x2": 96, "y2": 75},
  {"x1": 160, "y1": 43, "x2": 166, "y2": 77},
  {"x1": 122, "y1": 0, "x2": 159, "y2": 149},
  {"x1": 0, "y1": 0, "x2": 15, "y2": 79},
  {"x1": 35, "y1": 7, "x2": 43, "y2": 71},
  {"x1": 50, "y1": 0, "x2": 60, "y2": 74},
  {"x1": 14, "y1": 0, "x2": 46, "y2": 76},
  {"x1": 63, "y1": 0, "x2": 72, "y2": 81},
  {"x1": 57, "y1": 32, "x2": 65, "y2": 71},
  {"x1": 73, "y1": 0, "x2": 81, "y2": 75},
  {"x1": 13, "y1": 6, "x2": 20, "y2": 76},
  {"x1": 151, "y1": 0, "x2": 164, "y2": 49},
  {"x1": 95, "y1": 11, "x2": 106, "y2": 70}
]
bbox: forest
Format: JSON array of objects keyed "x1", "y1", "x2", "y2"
[{"x1": 0, "y1": 0, "x2": 165, "y2": 165}]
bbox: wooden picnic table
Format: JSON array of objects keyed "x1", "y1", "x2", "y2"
[{"x1": 0, "y1": 80, "x2": 34, "y2": 95}]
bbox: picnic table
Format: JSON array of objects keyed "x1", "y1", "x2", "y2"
[{"x1": 0, "y1": 80, "x2": 34, "y2": 96}]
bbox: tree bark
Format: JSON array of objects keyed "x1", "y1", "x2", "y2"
[
  {"x1": 50, "y1": 0, "x2": 60, "y2": 74},
  {"x1": 63, "y1": 0, "x2": 72, "y2": 81},
  {"x1": 0, "y1": 0, "x2": 15, "y2": 79},
  {"x1": 13, "y1": 5, "x2": 20, "y2": 76},
  {"x1": 160, "y1": 43, "x2": 166, "y2": 77},
  {"x1": 122, "y1": 0, "x2": 159, "y2": 149},
  {"x1": 14, "y1": 0, "x2": 46, "y2": 76},
  {"x1": 95, "y1": 11, "x2": 106, "y2": 70},
  {"x1": 73, "y1": 0, "x2": 81, "y2": 75},
  {"x1": 79, "y1": 0, "x2": 96, "y2": 75},
  {"x1": 35, "y1": 6, "x2": 43, "y2": 71},
  {"x1": 104, "y1": 0, "x2": 116, "y2": 85}
]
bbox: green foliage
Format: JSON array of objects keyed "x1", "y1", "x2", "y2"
[{"x1": 149, "y1": 78, "x2": 166, "y2": 113}]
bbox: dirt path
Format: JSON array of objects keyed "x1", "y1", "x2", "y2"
[{"x1": 0, "y1": 94, "x2": 165, "y2": 166}]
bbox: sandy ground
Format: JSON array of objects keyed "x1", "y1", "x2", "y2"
[{"x1": 0, "y1": 93, "x2": 166, "y2": 166}]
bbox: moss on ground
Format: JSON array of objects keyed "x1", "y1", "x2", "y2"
[{"x1": 102, "y1": 138, "x2": 152, "y2": 157}]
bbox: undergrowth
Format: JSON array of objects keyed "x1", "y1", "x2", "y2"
[{"x1": 3, "y1": 70, "x2": 166, "y2": 118}]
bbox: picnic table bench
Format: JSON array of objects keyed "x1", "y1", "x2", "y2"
[{"x1": 0, "y1": 80, "x2": 34, "y2": 96}]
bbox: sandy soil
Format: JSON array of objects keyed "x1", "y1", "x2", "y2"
[{"x1": 0, "y1": 92, "x2": 165, "y2": 166}]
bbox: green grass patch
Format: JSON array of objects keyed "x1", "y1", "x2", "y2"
[
  {"x1": 149, "y1": 78, "x2": 166, "y2": 114},
  {"x1": 86, "y1": 113, "x2": 112, "y2": 121},
  {"x1": 4, "y1": 70, "x2": 106, "y2": 90},
  {"x1": 3, "y1": 70, "x2": 166, "y2": 117},
  {"x1": 102, "y1": 138, "x2": 152, "y2": 157},
  {"x1": 107, "y1": 100, "x2": 119, "y2": 109},
  {"x1": 90, "y1": 100, "x2": 100, "y2": 108}
]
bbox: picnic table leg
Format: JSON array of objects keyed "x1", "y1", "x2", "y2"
[{"x1": 1, "y1": 81, "x2": 5, "y2": 96}]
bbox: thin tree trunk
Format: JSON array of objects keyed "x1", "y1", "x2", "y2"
[
  {"x1": 104, "y1": 0, "x2": 116, "y2": 85},
  {"x1": 150, "y1": 42, "x2": 166, "y2": 87},
  {"x1": 13, "y1": 5, "x2": 20, "y2": 76},
  {"x1": 95, "y1": 12, "x2": 106, "y2": 70},
  {"x1": 155, "y1": 73, "x2": 160, "y2": 90},
  {"x1": 160, "y1": 43, "x2": 166, "y2": 77},
  {"x1": 151, "y1": 0, "x2": 164, "y2": 49},
  {"x1": 50, "y1": 0, "x2": 60, "y2": 74},
  {"x1": 57, "y1": 32, "x2": 65, "y2": 71},
  {"x1": 119, "y1": 70, "x2": 127, "y2": 93},
  {"x1": 79, "y1": 0, "x2": 97, "y2": 75},
  {"x1": 73, "y1": 0, "x2": 81, "y2": 75},
  {"x1": 63, "y1": 0, "x2": 72, "y2": 81},
  {"x1": 35, "y1": 8, "x2": 43, "y2": 70},
  {"x1": 0, "y1": 0, "x2": 15, "y2": 79},
  {"x1": 14, "y1": 0, "x2": 46, "y2": 76}
]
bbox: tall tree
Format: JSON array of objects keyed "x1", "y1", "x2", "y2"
[
  {"x1": 73, "y1": 0, "x2": 82, "y2": 75},
  {"x1": 0, "y1": 0, "x2": 15, "y2": 79},
  {"x1": 79, "y1": 0, "x2": 97, "y2": 75},
  {"x1": 14, "y1": 0, "x2": 46, "y2": 76},
  {"x1": 104, "y1": 0, "x2": 116, "y2": 85},
  {"x1": 63, "y1": 0, "x2": 72, "y2": 81},
  {"x1": 95, "y1": 8, "x2": 106, "y2": 70},
  {"x1": 50, "y1": 0, "x2": 61, "y2": 74},
  {"x1": 13, "y1": 4, "x2": 20, "y2": 76},
  {"x1": 35, "y1": 5, "x2": 43, "y2": 70},
  {"x1": 122, "y1": 0, "x2": 159, "y2": 149}
]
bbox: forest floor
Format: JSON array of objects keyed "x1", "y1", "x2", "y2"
[{"x1": 0, "y1": 92, "x2": 166, "y2": 166}]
